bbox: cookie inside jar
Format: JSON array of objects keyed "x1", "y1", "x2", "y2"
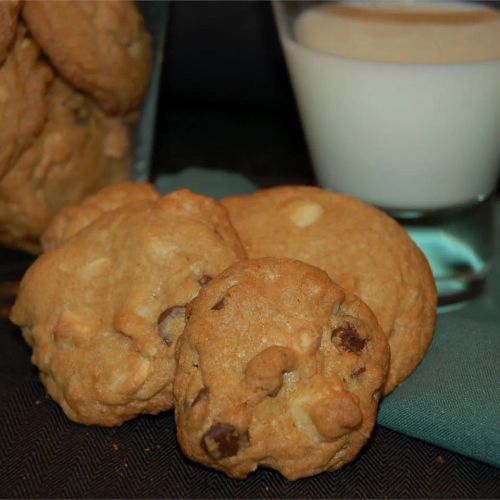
[{"x1": 0, "y1": 0, "x2": 159, "y2": 254}]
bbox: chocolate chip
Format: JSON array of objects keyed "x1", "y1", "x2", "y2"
[
  {"x1": 211, "y1": 298, "x2": 225, "y2": 310},
  {"x1": 191, "y1": 387, "x2": 209, "y2": 408},
  {"x1": 201, "y1": 422, "x2": 247, "y2": 459},
  {"x1": 331, "y1": 324, "x2": 366, "y2": 352},
  {"x1": 157, "y1": 306, "x2": 186, "y2": 346},
  {"x1": 352, "y1": 367, "x2": 366, "y2": 378},
  {"x1": 198, "y1": 275, "x2": 212, "y2": 286}
]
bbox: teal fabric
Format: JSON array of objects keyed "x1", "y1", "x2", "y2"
[
  {"x1": 155, "y1": 167, "x2": 257, "y2": 200},
  {"x1": 378, "y1": 315, "x2": 500, "y2": 467},
  {"x1": 379, "y1": 210, "x2": 500, "y2": 468},
  {"x1": 155, "y1": 168, "x2": 500, "y2": 468}
]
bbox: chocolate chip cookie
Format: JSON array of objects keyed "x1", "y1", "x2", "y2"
[
  {"x1": 41, "y1": 181, "x2": 160, "y2": 251},
  {"x1": 0, "y1": 23, "x2": 53, "y2": 179},
  {"x1": 11, "y1": 188, "x2": 247, "y2": 426},
  {"x1": 0, "y1": 77, "x2": 131, "y2": 254},
  {"x1": 23, "y1": 0, "x2": 152, "y2": 115},
  {"x1": 222, "y1": 186, "x2": 437, "y2": 394},
  {"x1": 174, "y1": 258, "x2": 389, "y2": 479}
]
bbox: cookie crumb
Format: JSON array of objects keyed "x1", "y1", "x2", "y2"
[
  {"x1": 112, "y1": 443, "x2": 120, "y2": 451},
  {"x1": 436, "y1": 455, "x2": 445, "y2": 464},
  {"x1": 34, "y1": 399, "x2": 41, "y2": 405}
]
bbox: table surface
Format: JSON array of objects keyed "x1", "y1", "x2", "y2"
[{"x1": 1, "y1": 106, "x2": 499, "y2": 498}]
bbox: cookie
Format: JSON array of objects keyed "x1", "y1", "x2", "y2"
[
  {"x1": 11, "y1": 188, "x2": 247, "y2": 426},
  {"x1": 222, "y1": 186, "x2": 437, "y2": 394},
  {"x1": 174, "y1": 258, "x2": 389, "y2": 480},
  {"x1": 0, "y1": 23, "x2": 53, "y2": 179},
  {"x1": 23, "y1": 0, "x2": 152, "y2": 115},
  {"x1": 0, "y1": 0, "x2": 20, "y2": 64},
  {"x1": 41, "y1": 181, "x2": 160, "y2": 251},
  {"x1": 0, "y1": 77, "x2": 131, "y2": 254}
]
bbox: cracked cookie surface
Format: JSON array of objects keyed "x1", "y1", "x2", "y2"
[
  {"x1": 174, "y1": 258, "x2": 389, "y2": 479},
  {"x1": 222, "y1": 186, "x2": 437, "y2": 394},
  {"x1": 41, "y1": 181, "x2": 160, "y2": 251},
  {"x1": 11, "y1": 188, "x2": 246, "y2": 426}
]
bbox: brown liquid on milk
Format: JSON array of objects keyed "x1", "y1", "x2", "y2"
[{"x1": 295, "y1": 2, "x2": 500, "y2": 64}]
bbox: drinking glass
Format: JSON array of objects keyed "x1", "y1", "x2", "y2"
[{"x1": 273, "y1": 0, "x2": 500, "y2": 307}]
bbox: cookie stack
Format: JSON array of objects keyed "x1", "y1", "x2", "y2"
[
  {"x1": 0, "y1": 0, "x2": 151, "y2": 254},
  {"x1": 11, "y1": 183, "x2": 437, "y2": 480}
]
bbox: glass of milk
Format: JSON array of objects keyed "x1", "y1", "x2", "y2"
[{"x1": 273, "y1": 0, "x2": 500, "y2": 307}]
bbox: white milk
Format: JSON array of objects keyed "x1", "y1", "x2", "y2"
[{"x1": 280, "y1": 2, "x2": 500, "y2": 211}]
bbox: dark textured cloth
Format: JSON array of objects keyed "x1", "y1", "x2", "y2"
[
  {"x1": 1, "y1": 241, "x2": 499, "y2": 498},
  {"x1": 0, "y1": 343, "x2": 499, "y2": 499}
]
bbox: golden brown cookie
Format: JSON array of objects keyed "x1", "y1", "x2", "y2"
[
  {"x1": 0, "y1": 77, "x2": 131, "y2": 254},
  {"x1": 23, "y1": 0, "x2": 151, "y2": 115},
  {"x1": 0, "y1": 0, "x2": 20, "y2": 64},
  {"x1": 222, "y1": 186, "x2": 437, "y2": 394},
  {"x1": 0, "y1": 23, "x2": 53, "y2": 179},
  {"x1": 41, "y1": 181, "x2": 160, "y2": 251},
  {"x1": 174, "y1": 258, "x2": 389, "y2": 480},
  {"x1": 11, "y1": 188, "x2": 247, "y2": 427}
]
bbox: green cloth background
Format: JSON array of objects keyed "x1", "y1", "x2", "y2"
[{"x1": 156, "y1": 167, "x2": 500, "y2": 468}]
